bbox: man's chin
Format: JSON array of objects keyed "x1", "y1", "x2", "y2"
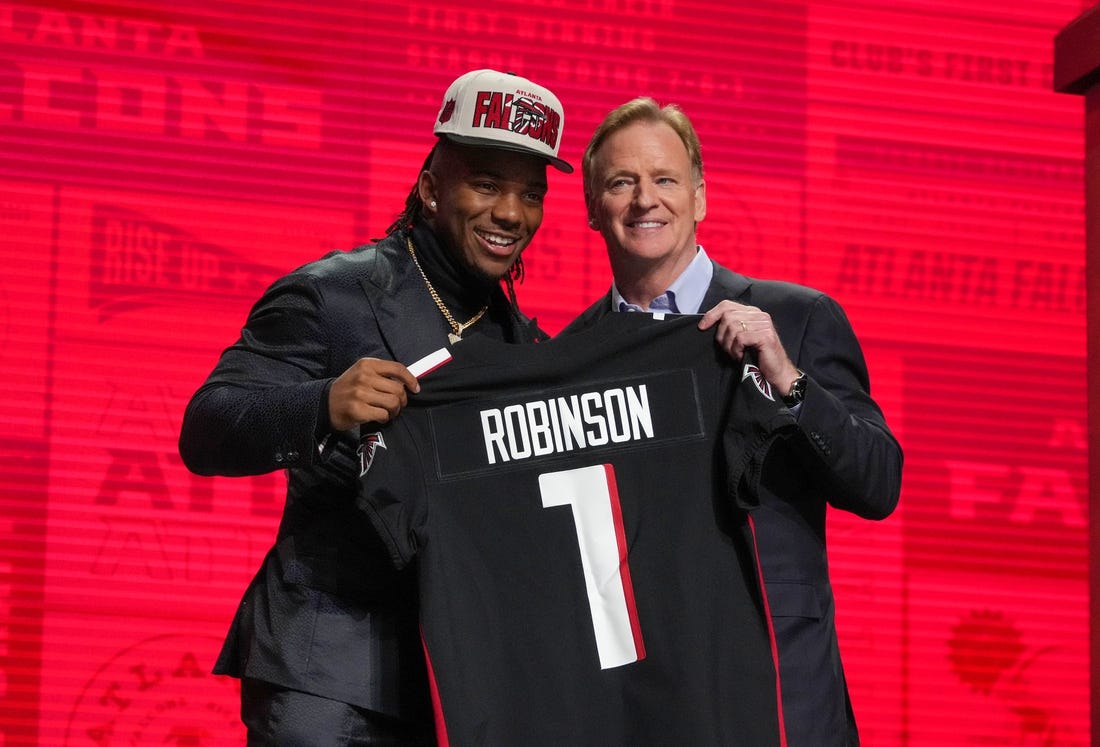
[{"x1": 472, "y1": 254, "x2": 520, "y2": 283}]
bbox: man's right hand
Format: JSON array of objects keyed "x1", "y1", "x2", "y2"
[{"x1": 328, "y1": 358, "x2": 420, "y2": 431}]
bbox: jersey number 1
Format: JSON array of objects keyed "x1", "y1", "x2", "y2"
[{"x1": 539, "y1": 463, "x2": 646, "y2": 670}]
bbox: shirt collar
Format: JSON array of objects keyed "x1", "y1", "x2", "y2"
[{"x1": 611, "y1": 246, "x2": 714, "y2": 314}]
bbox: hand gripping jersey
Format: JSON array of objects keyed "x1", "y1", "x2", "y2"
[{"x1": 357, "y1": 313, "x2": 797, "y2": 746}]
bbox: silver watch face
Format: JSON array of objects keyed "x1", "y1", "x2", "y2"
[{"x1": 783, "y1": 376, "x2": 806, "y2": 404}]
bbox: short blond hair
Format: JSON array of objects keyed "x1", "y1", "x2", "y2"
[{"x1": 582, "y1": 97, "x2": 704, "y2": 199}]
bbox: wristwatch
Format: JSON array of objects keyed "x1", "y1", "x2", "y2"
[{"x1": 781, "y1": 371, "x2": 807, "y2": 407}]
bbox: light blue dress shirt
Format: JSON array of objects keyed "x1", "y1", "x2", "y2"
[{"x1": 611, "y1": 246, "x2": 714, "y2": 315}]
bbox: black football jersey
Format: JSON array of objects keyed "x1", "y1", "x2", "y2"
[{"x1": 357, "y1": 312, "x2": 796, "y2": 746}]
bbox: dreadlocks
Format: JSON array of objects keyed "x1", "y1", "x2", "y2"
[
  {"x1": 384, "y1": 146, "x2": 436, "y2": 238},
  {"x1": 384, "y1": 141, "x2": 526, "y2": 308}
]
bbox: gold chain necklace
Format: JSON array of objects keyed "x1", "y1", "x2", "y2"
[{"x1": 406, "y1": 238, "x2": 489, "y2": 344}]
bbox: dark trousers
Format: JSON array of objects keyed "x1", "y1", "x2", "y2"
[{"x1": 240, "y1": 678, "x2": 435, "y2": 746}]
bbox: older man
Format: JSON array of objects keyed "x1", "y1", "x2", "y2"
[{"x1": 564, "y1": 96, "x2": 903, "y2": 747}]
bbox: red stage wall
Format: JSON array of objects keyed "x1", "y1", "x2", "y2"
[{"x1": 0, "y1": 1, "x2": 1090, "y2": 744}]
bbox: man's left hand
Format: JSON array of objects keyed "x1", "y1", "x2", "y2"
[{"x1": 698, "y1": 300, "x2": 802, "y2": 397}]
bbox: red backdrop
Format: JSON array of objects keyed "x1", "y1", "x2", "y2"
[{"x1": 0, "y1": 1, "x2": 1090, "y2": 744}]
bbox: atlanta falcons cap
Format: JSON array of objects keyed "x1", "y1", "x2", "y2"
[{"x1": 434, "y1": 69, "x2": 573, "y2": 173}]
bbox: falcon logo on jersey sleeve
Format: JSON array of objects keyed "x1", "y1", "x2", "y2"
[
  {"x1": 358, "y1": 431, "x2": 387, "y2": 476},
  {"x1": 741, "y1": 362, "x2": 775, "y2": 401}
]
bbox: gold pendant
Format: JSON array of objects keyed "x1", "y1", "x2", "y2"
[{"x1": 448, "y1": 332, "x2": 461, "y2": 344}]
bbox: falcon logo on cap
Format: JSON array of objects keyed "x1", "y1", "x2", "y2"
[{"x1": 513, "y1": 96, "x2": 553, "y2": 138}]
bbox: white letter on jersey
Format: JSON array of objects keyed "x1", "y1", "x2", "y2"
[
  {"x1": 527, "y1": 400, "x2": 556, "y2": 457},
  {"x1": 503, "y1": 404, "x2": 532, "y2": 459},
  {"x1": 539, "y1": 464, "x2": 646, "y2": 670},
  {"x1": 580, "y1": 392, "x2": 608, "y2": 446},
  {"x1": 626, "y1": 385, "x2": 653, "y2": 440},
  {"x1": 480, "y1": 409, "x2": 508, "y2": 465}
]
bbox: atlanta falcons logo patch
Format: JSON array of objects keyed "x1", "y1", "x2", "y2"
[
  {"x1": 358, "y1": 431, "x2": 387, "y2": 476},
  {"x1": 742, "y1": 362, "x2": 775, "y2": 401}
]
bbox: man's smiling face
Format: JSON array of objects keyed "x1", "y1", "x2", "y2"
[
  {"x1": 586, "y1": 119, "x2": 705, "y2": 279},
  {"x1": 421, "y1": 141, "x2": 548, "y2": 282}
]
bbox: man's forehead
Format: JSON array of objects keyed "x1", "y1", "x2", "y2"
[{"x1": 451, "y1": 145, "x2": 548, "y2": 180}]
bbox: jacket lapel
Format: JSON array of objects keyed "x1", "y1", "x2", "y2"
[
  {"x1": 358, "y1": 235, "x2": 455, "y2": 365},
  {"x1": 701, "y1": 261, "x2": 753, "y2": 310},
  {"x1": 561, "y1": 291, "x2": 613, "y2": 334}
]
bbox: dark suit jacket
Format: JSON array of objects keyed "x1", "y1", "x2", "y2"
[
  {"x1": 562, "y1": 261, "x2": 903, "y2": 747},
  {"x1": 179, "y1": 224, "x2": 543, "y2": 721}
]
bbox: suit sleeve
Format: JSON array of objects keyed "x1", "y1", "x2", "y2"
[
  {"x1": 178, "y1": 270, "x2": 338, "y2": 476},
  {"x1": 789, "y1": 294, "x2": 903, "y2": 519},
  {"x1": 355, "y1": 417, "x2": 428, "y2": 570}
]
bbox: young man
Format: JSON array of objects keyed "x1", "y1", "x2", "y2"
[
  {"x1": 179, "y1": 69, "x2": 571, "y2": 744},
  {"x1": 564, "y1": 97, "x2": 903, "y2": 746}
]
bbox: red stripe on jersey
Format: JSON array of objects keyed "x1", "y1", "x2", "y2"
[
  {"x1": 421, "y1": 627, "x2": 450, "y2": 747},
  {"x1": 747, "y1": 514, "x2": 788, "y2": 747},
  {"x1": 603, "y1": 463, "x2": 646, "y2": 661}
]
